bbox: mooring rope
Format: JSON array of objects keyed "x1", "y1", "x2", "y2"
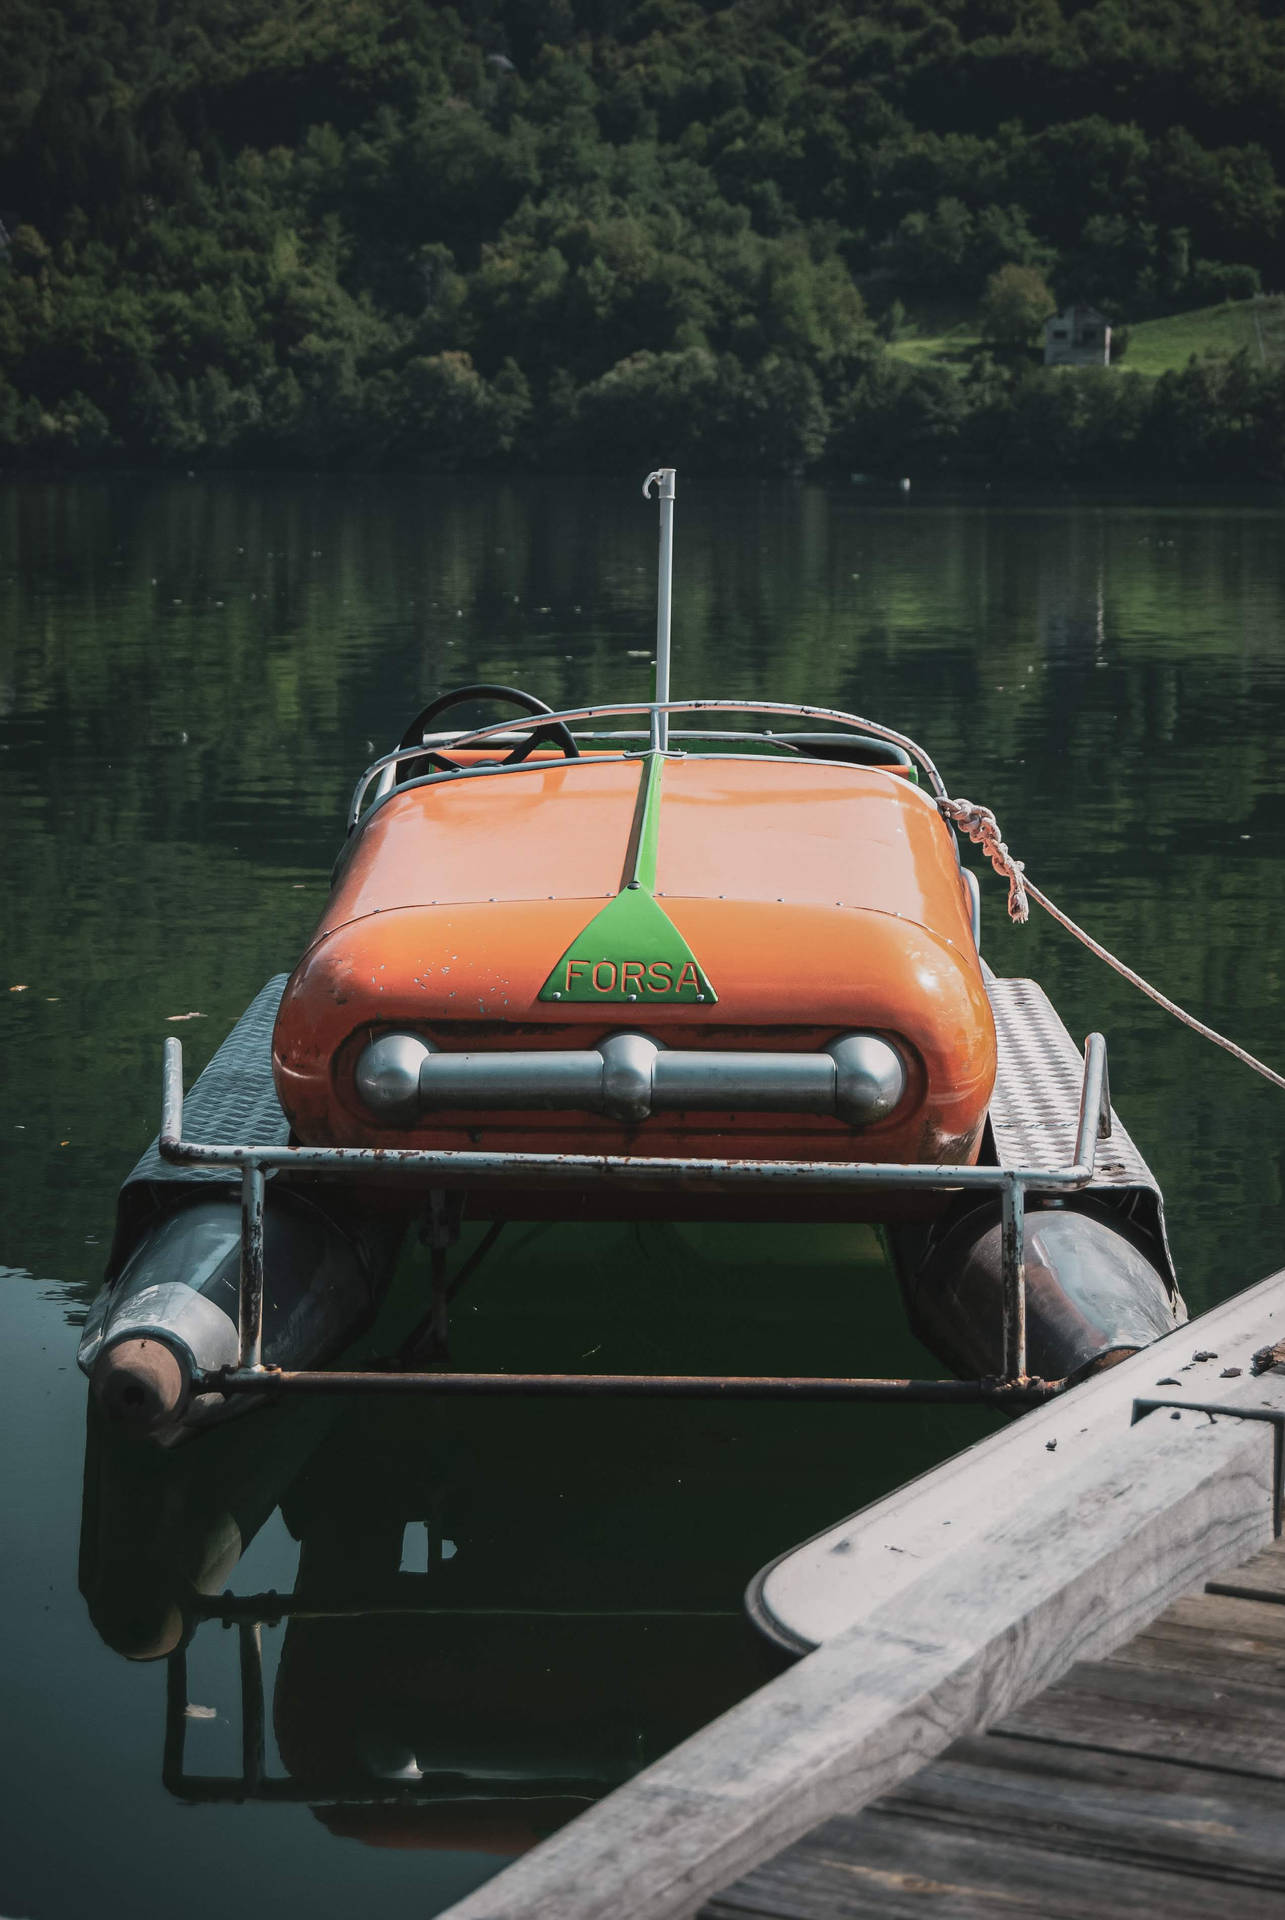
[
  {"x1": 941, "y1": 799, "x2": 1030, "y2": 923},
  {"x1": 940, "y1": 796, "x2": 1285, "y2": 1094}
]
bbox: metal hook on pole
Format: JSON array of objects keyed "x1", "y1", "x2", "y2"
[{"x1": 643, "y1": 468, "x2": 676, "y2": 750}]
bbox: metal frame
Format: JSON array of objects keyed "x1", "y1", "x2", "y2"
[
  {"x1": 1132, "y1": 1397, "x2": 1285, "y2": 1538},
  {"x1": 159, "y1": 1028, "x2": 1113, "y2": 1409},
  {"x1": 347, "y1": 697, "x2": 949, "y2": 830}
]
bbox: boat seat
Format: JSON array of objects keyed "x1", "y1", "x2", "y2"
[{"x1": 772, "y1": 732, "x2": 914, "y2": 770}]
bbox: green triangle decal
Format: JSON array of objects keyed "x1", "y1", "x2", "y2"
[{"x1": 539, "y1": 886, "x2": 717, "y2": 1005}]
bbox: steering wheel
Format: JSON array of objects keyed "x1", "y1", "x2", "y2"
[{"x1": 396, "y1": 684, "x2": 581, "y2": 780}]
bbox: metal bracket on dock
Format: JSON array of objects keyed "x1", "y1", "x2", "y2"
[
  {"x1": 1131, "y1": 1397, "x2": 1285, "y2": 1537},
  {"x1": 158, "y1": 1028, "x2": 1112, "y2": 1409}
]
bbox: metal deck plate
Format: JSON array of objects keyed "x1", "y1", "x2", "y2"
[
  {"x1": 128, "y1": 975, "x2": 290, "y2": 1184},
  {"x1": 987, "y1": 976, "x2": 1175, "y2": 1290},
  {"x1": 988, "y1": 977, "x2": 1159, "y2": 1189},
  {"x1": 106, "y1": 977, "x2": 291, "y2": 1277}
]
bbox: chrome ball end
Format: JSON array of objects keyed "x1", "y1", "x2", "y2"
[
  {"x1": 355, "y1": 1031, "x2": 434, "y2": 1118},
  {"x1": 828, "y1": 1034, "x2": 907, "y2": 1125}
]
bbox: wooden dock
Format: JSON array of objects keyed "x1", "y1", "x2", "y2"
[
  {"x1": 704, "y1": 1537, "x2": 1285, "y2": 1918},
  {"x1": 438, "y1": 1269, "x2": 1285, "y2": 1920}
]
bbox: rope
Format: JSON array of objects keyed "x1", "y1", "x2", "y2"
[
  {"x1": 940, "y1": 797, "x2": 1285, "y2": 1094},
  {"x1": 940, "y1": 798, "x2": 1030, "y2": 924}
]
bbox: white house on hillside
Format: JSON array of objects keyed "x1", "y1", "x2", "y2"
[{"x1": 1044, "y1": 306, "x2": 1112, "y2": 367}]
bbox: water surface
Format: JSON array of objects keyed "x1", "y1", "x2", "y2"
[{"x1": 2, "y1": 476, "x2": 1284, "y2": 1916}]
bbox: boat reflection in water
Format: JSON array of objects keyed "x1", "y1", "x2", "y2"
[{"x1": 81, "y1": 1219, "x2": 974, "y2": 1855}]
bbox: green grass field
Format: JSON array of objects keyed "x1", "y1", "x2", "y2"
[
  {"x1": 885, "y1": 297, "x2": 1285, "y2": 379},
  {"x1": 886, "y1": 318, "x2": 980, "y2": 368},
  {"x1": 1124, "y1": 297, "x2": 1285, "y2": 374}
]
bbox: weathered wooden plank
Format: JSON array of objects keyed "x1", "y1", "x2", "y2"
[
  {"x1": 1207, "y1": 1536, "x2": 1285, "y2": 1605},
  {"x1": 996, "y1": 1655, "x2": 1285, "y2": 1780},
  {"x1": 882, "y1": 1734, "x2": 1285, "y2": 1882},
  {"x1": 753, "y1": 1266, "x2": 1285, "y2": 1654},
  {"x1": 703, "y1": 1732, "x2": 1285, "y2": 1917},
  {"x1": 703, "y1": 1558, "x2": 1285, "y2": 1916},
  {"x1": 1110, "y1": 1591, "x2": 1285, "y2": 1689},
  {"x1": 1162, "y1": 1588, "x2": 1285, "y2": 1639},
  {"x1": 702, "y1": 1813, "x2": 1285, "y2": 1920},
  {"x1": 437, "y1": 1378, "x2": 1285, "y2": 1920}
]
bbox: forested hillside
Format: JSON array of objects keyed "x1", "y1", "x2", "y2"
[{"x1": 3, "y1": 0, "x2": 1284, "y2": 477}]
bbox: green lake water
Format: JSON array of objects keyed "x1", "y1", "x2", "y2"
[{"x1": 2, "y1": 474, "x2": 1283, "y2": 1916}]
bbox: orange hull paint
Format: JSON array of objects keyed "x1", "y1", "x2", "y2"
[{"x1": 273, "y1": 755, "x2": 996, "y2": 1189}]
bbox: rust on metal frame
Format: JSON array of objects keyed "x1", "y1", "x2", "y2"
[{"x1": 157, "y1": 1027, "x2": 1110, "y2": 1406}]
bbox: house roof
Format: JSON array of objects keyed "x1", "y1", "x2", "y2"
[{"x1": 1045, "y1": 305, "x2": 1111, "y2": 327}]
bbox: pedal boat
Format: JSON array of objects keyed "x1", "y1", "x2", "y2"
[{"x1": 78, "y1": 472, "x2": 1183, "y2": 1438}]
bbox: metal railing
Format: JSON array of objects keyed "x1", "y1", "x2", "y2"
[
  {"x1": 347, "y1": 697, "x2": 949, "y2": 830},
  {"x1": 159, "y1": 1028, "x2": 1113, "y2": 1409}
]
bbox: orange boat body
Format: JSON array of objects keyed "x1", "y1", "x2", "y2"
[{"x1": 272, "y1": 754, "x2": 996, "y2": 1181}]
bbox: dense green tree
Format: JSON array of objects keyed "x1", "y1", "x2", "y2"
[
  {"x1": 0, "y1": 0, "x2": 1281, "y2": 476},
  {"x1": 572, "y1": 347, "x2": 749, "y2": 468},
  {"x1": 384, "y1": 351, "x2": 531, "y2": 468},
  {"x1": 979, "y1": 264, "x2": 1058, "y2": 347},
  {"x1": 830, "y1": 358, "x2": 967, "y2": 475}
]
